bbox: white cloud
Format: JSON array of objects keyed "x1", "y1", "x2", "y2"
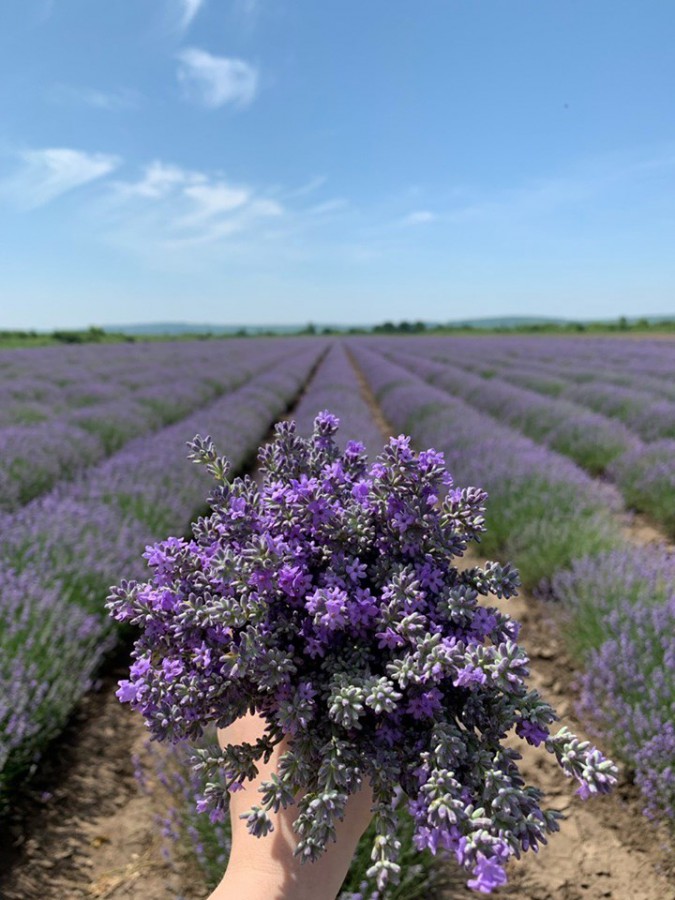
[
  {"x1": 178, "y1": 0, "x2": 205, "y2": 30},
  {"x1": 105, "y1": 160, "x2": 282, "y2": 255},
  {"x1": 0, "y1": 147, "x2": 120, "y2": 210},
  {"x1": 176, "y1": 49, "x2": 258, "y2": 108},
  {"x1": 164, "y1": 197, "x2": 283, "y2": 248},
  {"x1": 180, "y1": 182, "x2": 249, "y2": 223},
  {"x1": 116, "y1": 161, "x2": 189, "y2": 199},
  {"x1": 402, "y1": 210, "x2": 436, "y2": 226}
]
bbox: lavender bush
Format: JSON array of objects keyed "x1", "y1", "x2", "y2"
[
  {"x1": 608, "y1": 440, "x2": 675, "y2": 539},
  {"x1": 108, "y1": 414, "x2": 616, "y2": 895},
  {"x1": 544, "y1": 546, "x2": 675, "y2": 825},
  {"x1": 545, "y1": 545, "x2": 675, "y2": 660},
  {"x1": 579, "y1": 598, "x2": 674, "y2": 824}
]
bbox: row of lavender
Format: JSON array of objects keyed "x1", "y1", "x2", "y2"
[
  {"x1": 0, "y1": 341, "x2": 293, "y2": 511},
  {"x1": 0, "y1": 340, "x2": 325, "y2": 799},
  {"x1": 399, "y1": 334, "x2": 675, "y2": 427},
  {"x1": 135, "y1": 342, "x2": 453, "y2": 899},
  {"x1": 421, "y1": 335, "x2": 675, "y2": 400},
  {"x1": 368, "y1": 337, "x2": 675, "y2": 537},
  {"x1": 349, "y1": 342, "x2": 674, "y2": 826},
  {"x1": 0, "y1": 340, "x2": 263, "y2": 416}
]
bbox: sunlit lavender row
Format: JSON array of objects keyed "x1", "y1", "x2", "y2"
[
  {"x1": 351, "y1": 341, "x2": 674, "y2": 827},
  {"x1": 403, "y1": 335, "x2": 675, "y2": 398},
  {"x1": 0, "y1": 341, "x2": 295, "y2": 511},
  {"x1": 292, "y1": 341, "x2": 385, "y2": 452},
  {"x1": 442, "y1": 344, "x2": 675, "y2": 440},
  {"x1": 0, "y1": 341, "x2": 324, "y2": 798},
  {"x1": 350, "y1": 343, "x2": 623, "y2": 585},
  {"x1": 0, "y1": 340, "x2": 260, "y2": 424},
  {"x1": 368, "y1": 337, "x2": 675, "y2": 536},
  {"x1": 428, "y1": 338, "x2": 675, "y2": 408}
]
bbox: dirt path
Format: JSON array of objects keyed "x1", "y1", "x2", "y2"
[{"x1": 0, "y1": 654, "x2": 208, "y2": 900}]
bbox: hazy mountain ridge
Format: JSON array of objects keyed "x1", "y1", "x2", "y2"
[{"x1": 101, "y1": 315, "x2": 673, "y2": 335}]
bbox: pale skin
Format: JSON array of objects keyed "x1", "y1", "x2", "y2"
[{"x1": 207, "y1": 712, "x2": 375, "y2": 900}]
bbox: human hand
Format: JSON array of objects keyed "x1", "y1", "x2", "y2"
[{"x1": 207, "y1": 712, "x2": 374, "y2": 900}]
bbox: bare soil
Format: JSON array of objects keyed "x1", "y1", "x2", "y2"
[{"x1": 0, "y1": 655, "x2": 208, "y2": 900}]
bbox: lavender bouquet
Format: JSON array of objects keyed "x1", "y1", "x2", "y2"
[{"x1": 107, "y1": 413, "x2": 617, "y2": 894}]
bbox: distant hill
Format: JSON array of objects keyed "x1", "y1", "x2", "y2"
[
  {"x1": 101, "y1": 314, "x2": 674, "y2": 336},
  {"x1": 104, "y1": 322, "x2": 347, "y2": 335},
  {"x1": 102, "y1": 317, "x2": 567, "y2": 335},
  {"x1": 450, "y1": 316, "x2": 568, "y2": 329}
]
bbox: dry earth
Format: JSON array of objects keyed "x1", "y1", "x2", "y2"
[{"x1": 0, "y1": 655, "x2": 208, "y2": 900}]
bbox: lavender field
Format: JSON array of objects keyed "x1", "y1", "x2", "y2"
[{"x1": 1, "y1": 334, "x2": 673, "y2": 899}]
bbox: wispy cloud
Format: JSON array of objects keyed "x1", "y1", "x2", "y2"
[
  {"x1": 48, "y1": 84, "x2": 141, "y2": 111},
  {"x1": 176, "y1": 0, "x2": 205, "y2": 31},
  {"x1": 285, "y1": 176, "x2": 327, "y2": 199},
  {"x1": 307, "y1": 198, "x2": 348, "y2": 216},
  {"x1": 176, "y1": 49, "x2": 258, "y2": 108},
  {"x1": 105, "y1": 160, "x2": 282, "y2": 253},
  {"x1": 401, "y1": 210, "x2": 436, "y2": 226},
  {"x1": 116, "y1": 161, "x2": 189, "y2": 200},
  {"x1": 0, "y1": 147, "x2": 121, "y2": 210}
]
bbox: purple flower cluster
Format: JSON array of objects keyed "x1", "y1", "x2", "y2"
[{"x1": 108, "y1": 414, "x2": 617, "y2": 894}]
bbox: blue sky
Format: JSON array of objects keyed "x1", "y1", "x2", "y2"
[{"x1": 0, "y1": 0, "x2": 674, "y2": 328}]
